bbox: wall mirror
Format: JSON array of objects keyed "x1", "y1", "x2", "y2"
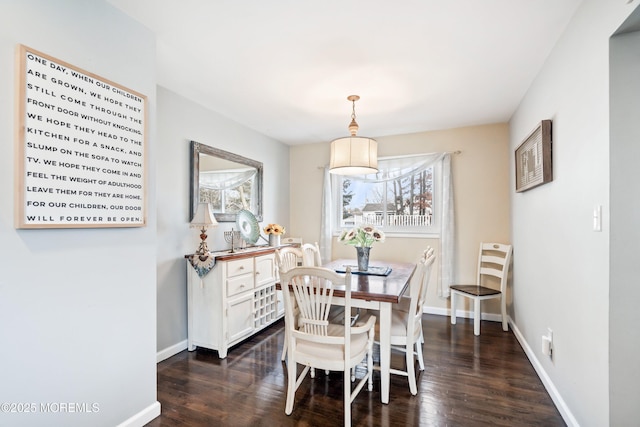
[{"x1": 190, "y1": 141, "x2": 263, "y2": 222}]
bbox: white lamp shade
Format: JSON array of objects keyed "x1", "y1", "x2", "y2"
[
  {"x1": 329, "y1": 136, "x2": 378, "y2": 175},
  {"x1": 190, "y1": 203, "x2": 218, "y2": 228}
]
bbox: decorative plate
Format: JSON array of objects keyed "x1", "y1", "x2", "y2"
[{"x1": 236, "y1": 209, "x2": 260, "y2": 245}]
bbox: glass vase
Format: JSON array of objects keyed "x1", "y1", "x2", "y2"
[{"x1": 356, "y1": 246, "x2": 370, "y2": 271}]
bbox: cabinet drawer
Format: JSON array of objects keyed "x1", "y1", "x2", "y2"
[
  {"x1": 255, "y1": 254, "x2": 276, "y2": 286},
  {"x1": 226, "y1": 258, "x2": 254, "y2": 278},
  {"x1": 227, "y1": 273, "x2": 254, "y2": 297}
]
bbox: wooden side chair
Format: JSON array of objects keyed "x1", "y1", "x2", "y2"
[
  {"x1": 279, "y1": 266, "x2": 376, "y2": 427},
  {"x1": 368, "y1": 247, "x2": 436, "y2": 395},
  {"x1": 450, "y1": 242, "x2": 513, "y2": 336}
]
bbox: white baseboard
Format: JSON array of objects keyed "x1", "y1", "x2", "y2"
[
  {"x1": 423, "y1": 305, "x2": 449, "y2": 316},
  {"x1": 116, "y1": 401, "x2": 161, "y2": 427},
  {"x1": 509, "y1": 321, "x2": 579, "y2": 427},
  {"x1": 157, "y1": 339, "x2": 188, "y2": 363}
]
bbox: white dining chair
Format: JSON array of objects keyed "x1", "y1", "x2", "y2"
[
  {"x1": 449, "y1": 242, "x2": 513, "y2": 336},
  {"x1": 279, "y1": 266, "x2": 376, "y2": 427},
  {"x1": 301, "y1": 242, "x2": 322, "y2": 267},
  {"x1": 275, "y1": 246, "x2": 303, "y2": 271},
  {"x1": 275, "y1": 247, "x2": 304, "y2": 361},
  {"x1": 367, "y1": 247, "x2": 436, "y2": 395}
]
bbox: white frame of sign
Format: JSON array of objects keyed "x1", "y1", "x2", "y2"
[{"x1": 15, "y1": 45, "x2": 147, "y2": 228}]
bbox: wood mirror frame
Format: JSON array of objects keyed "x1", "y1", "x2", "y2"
[{"x1": 190, "y1": 141, "x2": 263, "y2": 222}]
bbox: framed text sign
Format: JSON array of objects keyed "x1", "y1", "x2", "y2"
[
  {"x1": 515, "y1": 120, "x2": 552, "y2": 193},
  {"x1": 15, "y1": 45, "x2": 147, "y2": 228}
]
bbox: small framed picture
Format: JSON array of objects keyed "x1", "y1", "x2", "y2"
[{"x1": 515, "y1": 120, "x2": 552, "y2": 192}]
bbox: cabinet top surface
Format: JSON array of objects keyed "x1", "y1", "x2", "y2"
[{"x1": 185, "y1": 245, "x2": 281, "y2": 262}]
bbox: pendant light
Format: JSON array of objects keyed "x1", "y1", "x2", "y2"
[{"x1": 329, "y1": 95, "x2": 378, "y2": 175}]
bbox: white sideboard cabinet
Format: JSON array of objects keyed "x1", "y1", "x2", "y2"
[{"x1": 186, "y1": 247, "x2": 283, "y2": 358}]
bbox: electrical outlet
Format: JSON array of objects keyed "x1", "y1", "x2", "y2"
[
  {"x1": 542, "y1": 328, "x2": 553, "y2": 358},
  {"x1": 542, "y1": 336, "x2": 551, "y2": 356}
]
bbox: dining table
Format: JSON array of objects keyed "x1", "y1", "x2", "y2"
[{"x1": 320, "y1": 258, "x2": 417, "y2": 405}]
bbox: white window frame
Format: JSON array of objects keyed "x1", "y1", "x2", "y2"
[{"x1": 331, "y1": 154, "x2": 443, "y2": 238}]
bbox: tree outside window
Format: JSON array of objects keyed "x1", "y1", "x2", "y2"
[{"x1": 337, "y1": 156, "x2": 439, "y2": 234}]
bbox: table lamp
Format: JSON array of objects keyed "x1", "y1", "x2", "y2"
[{"x1": 190, "y1": 203, "x2": 218, "y2": 255}]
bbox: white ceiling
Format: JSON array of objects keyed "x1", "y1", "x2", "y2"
[{"x1": 108, "y1": 0, "x2": 583, "y2": 145}]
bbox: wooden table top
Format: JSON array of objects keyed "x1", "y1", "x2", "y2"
[{"x1": 322, "y1": 259, "x2": 416, "y2": 304}]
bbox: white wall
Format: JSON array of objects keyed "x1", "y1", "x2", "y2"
[
  {"x1": 509, "y1": 1, "x2": 637, "y2": 426},
  {"x1": 155, "y1": 86, "x2": 290, "y2": 355},
  {"x1": 0, "y1": 1, "x2": 159, "y2": 427},
  {"x1": 609, "y1": 19, "x2": 640, "y2": 425}
]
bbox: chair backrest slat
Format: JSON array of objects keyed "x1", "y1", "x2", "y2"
[
  {"x1": 479, "y1": 266, "x2": 504, "y2": 278},
  {"x1": 481, "y1": 255, "x2": 506, "y2": 265}
]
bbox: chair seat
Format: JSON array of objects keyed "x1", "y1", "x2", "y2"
[
  {"x1": 367, "y1": 308, "x2": 412, "y2": 338},
  {"x1": 392, "y1": 296, "x2": 412, "y2": 313},
  {"x1": 450, "y1": 242, "x2": 513, "y2": 336},
  {"x1": 450, "y1": 284, "x2": 501, "y2": 297},
  {"x1": 295, "y1": 324, "x2": 369, "y2": 361}
]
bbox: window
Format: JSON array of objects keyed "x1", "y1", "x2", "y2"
[{"x1": 333, "y1": 154, "x2": 443, "y2": 236}]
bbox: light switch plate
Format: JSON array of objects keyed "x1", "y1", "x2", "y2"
[{"x1": 593, "y1": 205, "x2": 602, "y2": 232}]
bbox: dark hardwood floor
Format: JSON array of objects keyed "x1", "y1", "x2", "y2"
[{"x1": 146, "y1": 314, "x2": 565, "y2": 427}]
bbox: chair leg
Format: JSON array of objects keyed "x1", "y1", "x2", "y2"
[
  {"x1": 406, "y1": 341, "x2": 417, "y2": 395},
  {"x1": 474, "y1": 298, "x2": 481, "y2": 336},
  {"x1": 281, "y1": 333, "x2": 288, "y2": 361},
  {"x1": 344, "y1": 369, "x2": 351, "y2": 427},
  {"x1": 285, "y1": 356, "x2": 296, "y2": 415},
  {"x1": 416, "y1": 337, "x2": 425, "y2": 371},
  {"x1": 500, "y1": 295, "x2": 508, "y2": 332},
  {"x1": 367, "y1": 328, "x2": 374, "y2": 391},
  {"x1": 450, "y1": 292, "x2": 457, "y2": 325}
]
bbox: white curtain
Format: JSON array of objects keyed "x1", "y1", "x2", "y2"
[
  {"x1": 320, "y1": 153, "x2": 455, "y2": 297},
  {"x1": 199, "y1": 168, "x2": 256, "y2": 190},
  {"x1": 349, "y1": 152, "x2": 444, "y2": 183},
  {"x1": 320, "y1": 166, "x2": 333, "y2": 262},
  {"x1": 439, "y1": 153, "x2": 455, "y2": 298}
]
